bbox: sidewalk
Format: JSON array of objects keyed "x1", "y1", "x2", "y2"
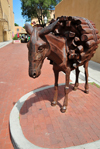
[
  {"x1": 0, "y1": 40, "x2": 12, "y2": 48},
  {"x1": 71, "y1": 60, "x2": 100, "y2": 86},
  {"x1": 0, "y1": 43, "x2": 100, "y2": 149},
  {"x1": 0, "y1": 43, "x2": 66, "y2": 149}
]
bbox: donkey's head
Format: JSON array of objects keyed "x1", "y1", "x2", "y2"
[{"x1": 25, "y1": 20, "x2": 59, "y2": 78}]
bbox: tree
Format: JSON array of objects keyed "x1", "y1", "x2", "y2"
[
  {"x1": 14, "y1": 23, "x2": 19, "y2": 26},
  {"x1": 20, "y1": 0, "x2": 62, "y2": 25},
  {"x1": 23, "y1": 25, "x2": 25, "y2": 29}
]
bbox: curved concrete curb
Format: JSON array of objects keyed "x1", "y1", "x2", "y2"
[{"x1": 9, "y1": 84, "x2": 100, "y2": 149}]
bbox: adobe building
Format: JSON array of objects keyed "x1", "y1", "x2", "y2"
[
  {"x1": 14, "y1": 26, "x2": 26, "y2": 35},
  {"x1": 0, "y1": 0, "x2": 14, "y2": 42},
  {"x1": 55, "y1": 0, "x2": 100, "y2": 63}
]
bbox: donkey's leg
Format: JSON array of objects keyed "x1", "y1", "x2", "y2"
[
  {"x1": 84, "y1": 61, "x2": 89, "y2": 94},
  {"x1": 73, "y1": 67, "x2": 80, "y2": 91},
  {"x1": 61, "y1": 68, "x2": 70, "y2": 113},
  {"x1": 51, "y1": 69, "x2": 59, "y2": 106}
]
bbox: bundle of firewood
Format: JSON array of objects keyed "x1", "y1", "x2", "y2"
[{"x1": 50, "y1": 16, "x2": 100, "y2": 68}]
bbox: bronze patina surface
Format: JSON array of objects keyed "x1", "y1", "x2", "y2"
[{"x1": 25, "y1": 16, "x2": 100, "y2": 113}]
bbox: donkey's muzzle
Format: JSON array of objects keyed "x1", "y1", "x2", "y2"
[
  {"x1": 33, "y1": 73, "x2": 36, "y2": 78},
  {"x1": 29, "y1": 68, "x2": 41, "y2": 79}
]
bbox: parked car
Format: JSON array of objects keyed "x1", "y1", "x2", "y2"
[
  {"x1": 20, "y1": 34, "x2": 30, "y2": 43},
  {"x1": 20, "y1": 35, "x2": 25, "y2": 43}
]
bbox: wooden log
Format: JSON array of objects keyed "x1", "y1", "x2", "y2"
[
  {"x1": 81, "y1": 34, "x2": 100, "y2": 41},
  {"x1": 81, "y1": 34, "x2": 93, "y2": 41},
  {"x1": 74, "y1": 37, "x2": 80, "y2": 42},
  {"x1": 72, "y1": 17, "x2": 95, "y2": 26},
  {"x1": 77, "y1": 45, "x2": 97, "y2": 65},
  {"x1": 78, "y1": 49, "x2": 96, "y2": 66},
  {"x1": 85, "y1": 45, "x2": 98, "y2": 54},
  {"x1": 68, "y1": 16, "x2": 73, "y2": 21},
  {"x1": 69, "y1": 54, "x2": 75, "y2": 59},
  {"x1": 86, "y1": 46, "x2": 97, "y2": 61},
  {"x1": 81, "y1": 28, "x2": 99, "y2": 34},
  {"x1": 85, "y1": 40, "x2": 96, "y2": 48},
  {"x1": 78, "y1": 18, "x2": 96, "y2": 26},
  {"x1": 80, "y1": 45, "x2": 98, "y2": 61},
  {"x1": 81, "y1": 28, "x2": 93, "y2": 34},
  {"x1": 77, "y1": 24, "x2": 89, "y2": 30},
  {"x1": 96, "y1": 39, "x2": 100, "y2": 44},
  {"x1": 54, "y1": 28, "x2": 59, "y2": 34},
  {"x1": 60, "y1": 22, "x2": 63, "y2": 27},
  {"x1": 76, "y1": 18, "x2": 87, "y2": 24},
  {"x1": 73, "y1": 19, "x2": 81, "y2": 25},
  {"x1": 77, "y1": 24, "x2": 96, "y2": 31},
  {"x1": 77, "y1": 45, "x2": 84, "y2": 53},
  {"x1": 63, "y1": 16, "x2": 68, "y2": 21},
  {"x1": 70, "y1": 17, "x2": 81, "y2": 25},
  {"x1": 80, "y1": 52, "x2": 85, "y2": 59},
  {"x1": 70, "y1": 25, "x2": 80, "y2": 36},
  {"x1": 69, "y1": 50, "x2": 75, "y2": 54},
  {"x1": 69, "y1": 50, "x2": 75, "y2": 59},
  {"x1": 64, "y1": 31, "x2": 75, "y2": 38},
  {"x1": 69, "y1": 31, "x2": 75, "y2": 37},
  {"x1": 68, "y1": 50, "x2": 80, "y2": 60},
  {"x1": 66, "y1": 21, "x2": 71, "y2": 27},
  {"x1": 58, "y1": 16, "x2": 68, "y2": 21},
  {"x1": 96, "y1": 34, "x2": 100, "y2": 39},
  {"x1": 75, "y1": 53, "x2": 80, "y2": 59},
  {"x1": 72, "y1": 40, "x2": 77, "y2": 47}
]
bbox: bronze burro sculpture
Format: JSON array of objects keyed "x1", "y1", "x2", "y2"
[{"x1": 25, "y1": 16, "x2": 100, "y2": 113}]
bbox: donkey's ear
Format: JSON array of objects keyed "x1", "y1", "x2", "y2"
[
  {"x1": 25, "y1": 23, "x2": 34, "y2": 35},
  {"x1": 39, "y1": 19, "x2": 59, "y2": 36}
]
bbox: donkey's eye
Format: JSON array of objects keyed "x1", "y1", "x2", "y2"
[{"x1": 38, "y1": 46, "x2": 44, "y2": 51}]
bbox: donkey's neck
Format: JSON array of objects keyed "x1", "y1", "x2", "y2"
[{"x1": 45, "y1": 33, "x2": 65, "y2": 65}]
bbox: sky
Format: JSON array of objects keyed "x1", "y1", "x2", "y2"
[{"x1": 13, "y1": 0, "x2": 30, "y2": 27}]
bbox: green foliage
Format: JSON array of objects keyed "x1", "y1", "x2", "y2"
[
  {"x1": 20, "y1": 0, "x2": 62, "y2": 25},
  {"x1": 14, "y1": 23, "x2": 19, "y2": 26},
  {"x1": 13, "y1": 34, "x2": 18, "y2": 40}
]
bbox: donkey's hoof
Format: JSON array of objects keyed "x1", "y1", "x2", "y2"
[
  {"x1": 85, "y1": 90, "x2": 89, "y2": 94},
  {"x1": 73, "y1": 86, "x2": 77, "y2": 91},
  {"x1": 51, "y1": 101, "x2": 57, "y2": 106},
  {"x1": 61, "y1": 106, "x2": 67, "y2": 113}
]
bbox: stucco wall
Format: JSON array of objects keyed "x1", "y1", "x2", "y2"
[
  {"x1": 0, "y1": 0, "x2": 14, "y2": 41},
  {"x1": 14, "y1": 26, "x2": 26, "y2": 35},
  {"x1": 0, "y1": 23, "x2": 3, "y2": 41},
  {"x1": 55, "y1": 0, "x2": 100, "y2": 63}
]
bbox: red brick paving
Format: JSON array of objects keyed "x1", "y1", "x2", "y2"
[
  {"x1": 0, "y1": 43, "x2": 68, "y2": 149},
  {"x1": 0, "y1": 43, "x2": 100, "y2": 149},
  {"x1": 20, "y1": 83, "x2": 100, "y2": 148}
]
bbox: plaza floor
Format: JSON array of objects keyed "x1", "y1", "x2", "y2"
[{"x1": 0, "y1": 43, "x2": 100, "y2": 149}]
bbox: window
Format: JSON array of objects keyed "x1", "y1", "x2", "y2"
[{"x1": 17, "y1": 28, "x2": 19, "y2": 32}]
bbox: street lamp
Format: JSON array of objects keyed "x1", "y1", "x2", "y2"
[{"x1": 44, "y1": 16, "x2": 48, "y2": 25}]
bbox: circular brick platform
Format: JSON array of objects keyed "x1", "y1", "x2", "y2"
[{"x1": 10, "y1": 83, "x2": 100, "y2": 149}]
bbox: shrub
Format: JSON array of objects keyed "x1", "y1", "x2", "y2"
[{"x1": 13, "y1": 34, "x2": 18, "y2": 40}]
